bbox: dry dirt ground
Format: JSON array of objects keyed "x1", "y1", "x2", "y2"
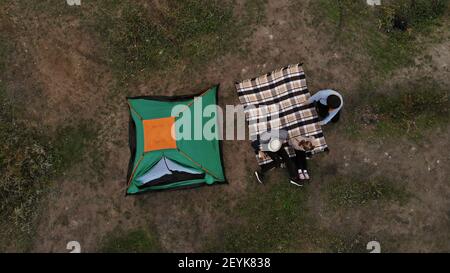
[{"x1": 1, "y1": 0, "x2": 449, "y2": 252}]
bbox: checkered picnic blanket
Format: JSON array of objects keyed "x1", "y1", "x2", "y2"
[{"x1": 235, "y1": 63, "x2": 328, "y2": 166}]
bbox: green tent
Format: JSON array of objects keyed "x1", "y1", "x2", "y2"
[{"x1": 126, "y1": 85, "x2": 226, "y2": 195}]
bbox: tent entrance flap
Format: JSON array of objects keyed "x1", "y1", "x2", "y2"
[{"x1": 136, "y1": 157, "x2": 204, "y2": 188}]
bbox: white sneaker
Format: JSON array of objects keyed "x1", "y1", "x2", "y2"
[
  {"x1": 254, "y1": 171, "x2": 263, "y2": 184},
  {"x1": 303, "y1": 170, "x2": 310, "y2": 180},
  {"x1": 290, "y1": 179, "x2": 304, "y2": 187},
  {"x1": 298, "y1": 170, "x2": 305, "y2": 180}
]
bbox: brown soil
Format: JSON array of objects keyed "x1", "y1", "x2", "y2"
[{"x1": 1, "y1": 0, "x2": 448, "y2": 252}]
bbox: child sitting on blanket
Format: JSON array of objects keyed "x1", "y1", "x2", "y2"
[
  {"x1": 289, "y1": 136, "x2": 315, "y2": 181},
  {"x1": 251, "y1": 130, "x2": 304, "y2": 187}
]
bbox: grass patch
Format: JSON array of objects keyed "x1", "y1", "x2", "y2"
[
  {"x1": 1, "y1": 0, "x2": 83, "y2": 28},
  {"x1": 0, "y1": 87, "x2": 49, "y2": 250},
  {"x1": 52, "y1": 122, "x2": 98, "y2": 172},
  {"x1": 207, "y1": 170, "x2": 404, "y2": 252},
  {"x1": 372, "y1": 82, "x2": 449, "y2": 138},
  {"x1": 378, "y1": 0, "x2": 449, "y2": 33},
  {"x1": 92, "y1": 0, "x2": 242, "y2": 80},
  {"x1": 311, "y1": 0, "x2": 449, "y2": 74},
  {"x1": 0, "y1": 116, "x2": 97, "y2": 250},
  {"x1": 0, "y1": 37, "x2": 51, "y2": 251},
  {"x1": 244, "y1": 0, "x2": 268, "y2": 25},
  {"x1": 0, "y1": 72, "x2": 97, "y2": 251},
  {"x1": 323, "y1": 176, "x2": 410, "y2": 209},
  {"x1": 345, "y1": 78, "x2": 449, "y2": 139},
  {"x1": 207, "y1": 171, "x2": 315, "y2": 252},
  {"x1": 100, "y1": 228, "x2": 162, "y2": 253},
  {"x1": 325, "y1": 232, "x2": 387, "y2": 253},
  {"x1": 0, "y1": 87, "x2": 56, "y2": 250},
  {"x1": 0, "y1": 36, "x2": 10, "y2": 74},
  {"x1": 327, "y1": 233, "x2": 369, "y2": 253}
]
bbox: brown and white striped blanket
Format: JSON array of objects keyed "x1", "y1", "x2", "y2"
[{"x1": 235, "y1": 63, "x2": 328, "y2": 166}]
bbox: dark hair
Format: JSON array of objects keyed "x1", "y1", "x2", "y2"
[{"x1": 327, "y1": 95, "x2": 341, "y2": 109}]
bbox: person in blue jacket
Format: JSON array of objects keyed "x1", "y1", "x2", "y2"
[{"x1": 308, "y1": 89, "x2": 344, "y2": 125}]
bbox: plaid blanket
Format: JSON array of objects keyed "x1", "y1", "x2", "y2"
[{"x1": 235, "y1": 63, "x2": 328, "y2": 166}]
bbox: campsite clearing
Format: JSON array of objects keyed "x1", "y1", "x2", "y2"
[{"x1": 0, "y1": 0, "x2": 449, "y2": 252}]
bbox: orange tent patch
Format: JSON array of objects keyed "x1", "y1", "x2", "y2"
[{"x1": 143, "y1": 117, "x2": 177, "y2": 152}]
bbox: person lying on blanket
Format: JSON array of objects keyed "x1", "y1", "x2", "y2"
[
  {"x1": 308, "y1": 89, "x2": 344, "y2": 125},
  {"x1": 251, "y1": 129, "x2": 304, "y2": 187},
  {"x1": 289, "y1": 136, "x2": 315, "y2": 181}
]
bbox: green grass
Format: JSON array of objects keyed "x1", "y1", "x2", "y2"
[
  {"x1": 100, "y1": 228, "x2": 162, "y2": 253},
  {"x1": 207, "y1": 169, "x2": 408, "y2": 252},
  {"x1": 207, "y1": 170, "x2": 316, "y2": 252},
  {"x1": 323, "y1": 176, "x2": 410, "y2": 209},
  {"x1": 0, "y1": 37, "x2": 10, "y2": 74},
  {"x1": 244, "y1": 0, "x2": 268, "y2": 25},
  {"x1": 0, "y1": 118, "x2": 97, "y2": 250},
  {"x1": 1, "y1": 0, "x2": 84, "y2": 23},
  {"x1": 0, "y1": 49, "x2": 97, "y2": 247},
  {"x1": 374, "y1": 82, "x2": 448, "y2": 131},
  {"x1": 0, "y1": 87, "x2": 55, "y2": 250},
  {"x1": 326, "y1": 233, "x2": 369, "y2": 253},
  {"x1": 0, "y1": 37, "x2": 49, "y2": 251},
  {"x1": 378, "y1": 0, "x2": 449, "y2": 33},
  {"x1": 6, "y1": 0, "x2": 268, "y2": 85},
  {"x1": 311, "y1": 0, "x2": 449, "y2": 74},
  {"x1": 0, "y1": 70, "x2": 98, "y2": 251},
  {"x1": 92, "y1": 0, "x2": 242, "y2": 81},
  {"x1": 369, "y1": 0, "x2": 449, "y2": 72},
  {"x1": 345, "y1": 78, "x2": 449, "y2": 140},
  {"x1": 52, "y1": 122, "x2": 98, "y2": 172},
  {"x1": 325, "y1": 232, "x2": 389, "y2": 253}
]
